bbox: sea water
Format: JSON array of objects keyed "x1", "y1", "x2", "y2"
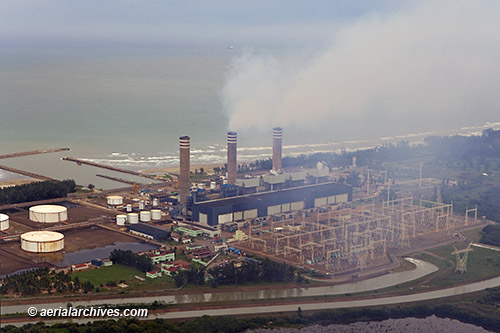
[{"x1": 1, "y1": 44, "x2": 499, "y2": 188}]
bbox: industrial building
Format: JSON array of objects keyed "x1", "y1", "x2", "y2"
[
  {"x1": 126, "y1": 223, "x2": 171, "y2": 241},
  {"x1": 191, "y1": 182, "x2": 352, "y2": 226}
]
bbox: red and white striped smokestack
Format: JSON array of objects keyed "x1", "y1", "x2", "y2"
[
  {"x1": 179, "y1": 136, "x2": 190, "y2": 206},
  {"x1": 227, "y1": 131, "x2": 237, "y2": 184},
  {"x1": 272, "y1": 127, "x2": 282, "y2": 173}
]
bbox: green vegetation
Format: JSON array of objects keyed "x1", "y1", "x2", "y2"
[
  {"x1": 479, "y1": 224, "x2": 500, "y2": 247},
  {"x1": 411, "y1": 243, "x2": 500, "y2": 289},
  {"x1": 208, "y1": 258, "x2": 295, "y2": 287},
  {"x1": 71, "y1": 264, "x2": 141, "y2": 287},
  {"x1": 0, "y1": 179, "x2": 76, "y2": 205},
  {"x1": 462, "y1": 228, "x2": 483, "y2": 242},
  {"x1": 1, "y1": 267, "x2": 93, "y2": 296},
  {"x1": 72, "y1": 264, "x2": 176, "y2": 291},
  {"x1": 109, "y1": 249, "x2": 153, "y2": 272}
]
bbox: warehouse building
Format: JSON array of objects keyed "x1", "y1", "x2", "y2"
[
  {"x1": 126, "y1": 223, "x2": 171, "y2": 241},
  {"x1": 192, "y1": 182, "x2": 352, "y2": 226}
]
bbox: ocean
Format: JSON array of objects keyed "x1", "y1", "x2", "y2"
[{"x1": 1, "y1": 44, "x2": 499, "y2": 189}]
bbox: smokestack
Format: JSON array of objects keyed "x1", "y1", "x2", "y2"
[
  {"x1": 179, "y1": 136, "x2": 190, "y2": 206},
  {"x1": 272, "y1": 127, "x2": 282, "y2": 173},
  {"x1": 227, "y1": 131, "x2": 237, "y2": 184}
]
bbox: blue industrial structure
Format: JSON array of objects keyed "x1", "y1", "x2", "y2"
[
  {"x1": 126, "y1": 223, "x2": 171, "y2": 241},
  {"x1": 191, "y1": 182, "x2": 352, "y2": 226}
]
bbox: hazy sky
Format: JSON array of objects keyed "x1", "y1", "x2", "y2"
[
  {"x1": 0, "y1": 0, "x2": 400, "y2": 46},
  {"x1": 3, "y1": 0, "x2": 500, "y2": 142},
  {"x1": 221, "y1": 0, "x2": 500, "y2": 137}
]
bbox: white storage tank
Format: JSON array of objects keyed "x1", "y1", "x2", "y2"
[
  {"x1": 140, "y1": 211, "x2": 151, "y2": 222},
  {"x1": 152, "y1": 198, "x2": 159, "y2": 207},
  {"x1": 29, "y1": 205, "x2": 67, "y2": 223},
  {"x1": 127, "y1": 213, "x2": 139, "y2": 224},
  {"x1": 21, "y1": 231, "x2": 64, "y2": 253},
  {"x1": 0, "y1": 213, "x2": 9, "y2": 231},
  {"x1": 210, "y1": 181, "x2": 216, "y2": 190},
  {"x1": 151, "y1": 209, "x2": 162, "y2": 220},
  {"x1": 116, "y1": 214, "x2": 127, "y2": 226},
  {"x1": 107, "y1": 195, "x2": 123, "y2": 206},
  {"x1": 126, "y1": 204, "x2": 132, "y2": 212},
  {"x1": 139, "y1": 200, "x2": 145, "y2": 210}
]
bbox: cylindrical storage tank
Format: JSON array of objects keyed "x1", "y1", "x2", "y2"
[
  {"x1": 152, "y1": 198, "x2": 159, "y2": 207},
  {"x1": 21, "y1": 231, "x2": 64, "y2": 253},
  {"x1": 127, "y1": 213, "x2": 139, "y2": 224},
  {"x1": 0, "y1": 213, "x2": 9, "y2": 231},
  {"x1": 140, "y1": 211, "x2": 151, "y2": 222},
  {"x1": 116, "y1": 214, "x2": 127, "y2": 226},
  {"x1": 210, "y1": 181, "x2": 216, "y2": 190},
  {"x1": 151, "y1": 209, "x2": 162, "y2": 220},
  {"x1": 139, "y1": 201, "x2": 145, "y2": 210},
  {"x1": 107, "y1": 195, "x2": 123, "y2": 206},
  {"x1": 126, "y1": 204, "x2": 132, "y2": 212},
  {"x1": 29, "y1": 205, "x2": 67, "y2": 223}
]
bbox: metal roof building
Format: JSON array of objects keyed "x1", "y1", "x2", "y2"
[
  {"x1": 126, "y1": 223, "x2": 171, "y2": 241},
  {"x1": 192, "y1": 182, "x2": 352, "y2": 226}
]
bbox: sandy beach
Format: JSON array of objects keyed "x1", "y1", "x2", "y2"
[{"x1": 0, "y1": 179, "x2": 36, "y2": 188}]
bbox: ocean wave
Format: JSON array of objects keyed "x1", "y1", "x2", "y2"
[
  {"x1": 110, "y1": 152, "x2": 130, "y2": 157},
  {"x1": 395, "y1": 131, "x2": 437, "y2": 139},
  {"x1": 238, "y1": 146, "x2": 272, "y2": 152},
  {"x1": 191, "y1": 149, "x2": 216, "y2": 154},
  {"x1": 343, "y1": 140, "x2": 369, "y2": 144}
]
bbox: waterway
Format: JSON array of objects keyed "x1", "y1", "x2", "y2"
[
  {"x1": 1, "y1": 257, "x2": 436, "y2": 316},
  {"x1": 5, "y1": 262, "x2": 500, "y2": 328}
]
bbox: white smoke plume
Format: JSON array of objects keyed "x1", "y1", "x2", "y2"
[{"x1": 222, "y1": 1, "x2": 500, "y2": 138}]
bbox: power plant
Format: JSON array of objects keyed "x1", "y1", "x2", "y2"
[{"x1": 0, "y1": 125, "x2": 486, "y2": 284}]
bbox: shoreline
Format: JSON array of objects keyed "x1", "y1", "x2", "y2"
[
  {"x1": 140, "y1": 162, "x2": 225, "y2": 175},
  {"x1": 0, "y1": 179, "x2": 36, "y2": 188}
]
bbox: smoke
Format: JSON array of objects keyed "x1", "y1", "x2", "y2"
[{"x1": 222, "y1": 1, "x2": 500, "y2": 138}]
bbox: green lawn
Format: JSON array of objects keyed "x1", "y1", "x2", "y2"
[
  {"x1": 462, "y1": 228, "x2": 483, "y2": 242},
  {"x1": 72, "y1": 264, "x2": 176, "y2": 291},
  {"x1": 72, "y1": 264, "x2": 142, "y2": 286},
  {"x1": 412, "y1": 242, "x2": 500, "y2": 289}
]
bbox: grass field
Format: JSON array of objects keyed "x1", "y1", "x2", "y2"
[
  {"x1": 462, "y1": 228, "x2": 483, "y2": 242},
  {"x1": 72, "y1": 264, "x2": 176, "y2": 290},
  {"x1": 413, "y1": 243, "x2": 500, "y2": 288},
  {"x1": 72, "y1": 264, "x2": 141, "y2": 286}
]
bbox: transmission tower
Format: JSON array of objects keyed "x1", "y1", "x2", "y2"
[{"x1": 451, "y1": 242, "x2": 473, "y2": 274}]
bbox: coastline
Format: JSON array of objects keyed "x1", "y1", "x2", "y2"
[
  {"x1": 140, "y1": 162, "x2": 225, "y2": 175},
  {"x1": 0, "y1": 179, "x2": 36, "y2": 188}
]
